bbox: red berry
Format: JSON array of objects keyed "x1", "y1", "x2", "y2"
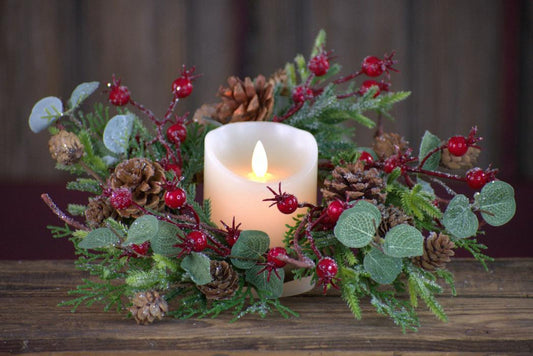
[
  {"x1": 108, "y1": 85, "x2": 130, "y2": 106},
  {"x1": 292, "y1": 86, "x2": 314, "y2": 104},
  {"x1": 383, "y1": 157, "x2": 398, "y2": 174},
  {"x1": 166, "y1": 163, "x2": 182, "y2": 177},
  {"x1": 308, "y1": 53, "x2": 330, "y2": 76},
  {"x1": 186, "y1": 231, "x2": 207, "y2": 252},
  {"x1": 131, "y1": 241, "x2": 150, "y2": 256},
  {"x1": 316, "y1": 257, "x2": 338, "y2": 279},
  {"x1": 277, "y1": 194, "x2": 298, "y2": 214},
  {"x1": 166, "y1": 123, "x2": 187, "y2": 145},
  {"x1": 466, "y1": 168, "x2": 488, "y2": 190},
  {"x1": 326, "y1": 200, "x2": 345, "y2": 223},
  {"x1": 358, "y1": 151, "x2": 374, "y2": 165},
  {"x1": 165, "y1": 188, "x2": 187, "y2": 209},
  {"x1": 267, "y1": 247, "x2": 287, "y2": 268},
  {"x1": 172, "y1": 76, "x2": 193, "y2": 98},
  {"x1": 110, "y1": 188, "x2": 132, "y2": 210},
  {"x1": 226, "y1": 230, "x2": 240, "y2": 247},
  {"x1": 361, "y1": 56, "x2": 383, "y2": 77},
  {"x1": 359, "y1": 80, "x2": 380, "y2": 97},
  {"x1": 447, "y1": 136, "x2": 468, "y2": 156}
]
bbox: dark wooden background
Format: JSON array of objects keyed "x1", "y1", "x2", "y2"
[{"x1": 1, "y1": 0, "x2": 531, "y2": 258}]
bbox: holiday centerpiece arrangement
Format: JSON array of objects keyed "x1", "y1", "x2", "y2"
[{"x1": 28, "y1": 31, "x2": 516, "y2": 331}]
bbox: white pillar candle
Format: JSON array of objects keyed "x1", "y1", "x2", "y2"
[{"x1": 204, "y1": 122, "x2": 318, "y2": 248}]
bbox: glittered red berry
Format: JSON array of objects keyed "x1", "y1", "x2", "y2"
[
  {"x1": 361, "y1": 56, "x2": 383, "y2": 77},
  {"x1": 447, "y1": 136, "x2": 468, "y2": 157},
  {"x1": 187, "y1": 231, "x2": 207, "y2": 252},
  {"x1": 308, "y1": 53, "x2": 330, "y2": 76},
  {"x1": 466, "y1": 168, "x2": 488, "y2": 190},
  {"x1": 131, "y1": 241, "x2": 150, "y2": 256},
  {"x1": 166, "y1": 123, "x2": 187, "y2": 145},
  {"x1": 110, "y1": 188, "x2": 132, "y2": 210},
  {"x1": 267, "y1": 247, "x2": 287, "y2": 268},
  {"x1": 358, "y1": 151, "x2": 374, "y2": 165},
  {"x1": 108, "y1": 85, "x2": 130, "y2": 106},
  {"x1": 277, "y1": 194, "x2": 298, "y2": 214},
  {"x1": 165, "y1": 188, "x2": 187, "y2": 209},
  {"x1": 166, "y1": 163, "x2": 182, "y2": 178},
  {"x1": 316, "y1": 257, "x2": 338, "y2": 279},
  {"x1": 172, "y1": 76, "x2": 193, "y2": 98},
  {"x1": 359, "y1": 80, "x2": 380, "y2": 97},
  {"x1": 292, "y1": 86, "x2": 314, "y2": 104},
  {"x1": 326, "y1": 200, "x2": 345, "y2": 223},
  {"x1": 383, "y1": 157, "x2": 398, "y2": 174}
]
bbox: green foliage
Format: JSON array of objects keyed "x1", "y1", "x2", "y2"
[
  {"x1": 383, "y1": 224, "x2": 424, "y2": 258},
  {"x1": 334, "y1": 200, "x2": 381, "y2": 248},
  {"x1": 245, "y1": 264, "x2": 285, "y2": 299},
  {"x1": 180, "y1": 122, "x2": 211, "y2": 185},
  {"x1": 453, "y1": 237, "x2": 494, "y2": 271},
  {"x1": 369, "y1": 288, "x2": 419, "y2": 333},
  {"x1": 477, "y1": 180, "x2": 516, "y2": 226},
  {"x1": 126, "y1": 215, "x2": 160, "y2": 245},
  {"x1": 418, "y1": 130, "x2": 441, "y2": 170},
  {"x1": 443, "y1": 194, "x2": 478, "y2": 238},
  {"x1": 67, "y1": 204, "x2": 86, "y2": 216},
  {"x1": 231, "y1": 230, "x2": 270, "y2": 269},
  {"x1": 363, "y1": 247, "x2": 403, "y2": 284},
  {"x1": 400, "y1": 184, "x2": 442, "y2": 221},
  {"x1": 406, "y1": 265, "x2": 447, "y2": 322},
  {"x1": 78, "y1": 228, "x2": 119, "y2": 249},
  {"x1": 181, "y1": 252, "x2": 212, "y2": 285},
  {"x1": 66, "y1": 178, "x2": 102, "y2": 194}
]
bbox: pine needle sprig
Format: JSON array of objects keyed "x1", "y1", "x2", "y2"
[
  {"x1": 405, "y1": 265, "x2": 447, "y2": 322},
  {"x1": 452, "y1": 237, "x2": 494, "y2": 271}
]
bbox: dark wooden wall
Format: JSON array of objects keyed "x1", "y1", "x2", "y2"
[{"x1": 1, "y1": 0, "x2": 531, "y2": 258}]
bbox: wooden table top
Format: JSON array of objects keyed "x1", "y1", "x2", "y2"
[{"x1": 1, "y1": 258, "x2": 532, "y2": 355}]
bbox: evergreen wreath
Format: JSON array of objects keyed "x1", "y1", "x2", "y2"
[{"x1": 28, "y1": 30, "x2": 516, "y2": 331}]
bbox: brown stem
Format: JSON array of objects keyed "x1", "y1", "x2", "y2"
[{"x1": 41, "y1": 193, "x2": 89, "y2": 231}]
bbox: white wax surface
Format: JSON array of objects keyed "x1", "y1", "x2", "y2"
[{"x1": 204, "y1": 122, "x2": 318, "y2": 248}]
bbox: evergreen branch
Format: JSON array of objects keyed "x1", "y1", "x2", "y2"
[
  {"x1": 66, "y1": 178, "x2": 102, "y2": 194},
  {"x1": 67, "y1": 203, "x2": 87, "y2": 216},
  {"x1": 453, "y1": 238, "x2": 494, "y2": 271},
  {"x1": 406, "y1": 266, "x2": 447, "y2": 322}
]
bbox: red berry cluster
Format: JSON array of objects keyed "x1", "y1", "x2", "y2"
[{"x1": 108, "y1": 75, "x2": 131, "y2": 106}]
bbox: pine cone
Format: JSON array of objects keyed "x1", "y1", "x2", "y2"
[
  {"x1": 129, "y1": 291, "x2": 168, "y2": 325},
  {"x1": 48, "y1": 130, "x2": 84, "y2": 165},
  {"x1": 212, "y1": 75, "x2": 274, "y2": 124},
  {"x1": 377, "y1": 204, "x2": 414, "y2": 237},
  {"x1": 109, "y1": 158, "x2": 165, "y2": 218},
  {"x1": 412, "y1": 232, "x2": 455, "y2": 271},
  {"x1": 441, "y1": 147, "x2": 481, "y2": 170},
  {"x1": 269, "y1": 69, "x2": 290, "y2": 96},
  {"x1": 197, "y1": 260, "x2": 239, "y2": 300},
  {"x1": 85, "y1": 196, "x2": 118, "y2": 228},
  {"x1": 373, "y1": 132, "x2": 409, "y2": 160},
  {"x1": 321, "y1": 161, "x2": 387, "y2": 204}
]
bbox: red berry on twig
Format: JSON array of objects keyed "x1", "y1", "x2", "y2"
[
  {"x1": 326, "y1": 200, "x2": 345, "y2": 223},
  {"x1": 221, "y1": 217, "x2": 241, "y2": 247},
  {"x1": 110, "y1": 188, "x2": 133, "y2": 210},
  {"x1": 172, "y1": 66, "x2": 198, "y2": 99},
  {"x1": 362, "y1": 56, "x2": 383, "y2": 77},
  {"x1": 447, "y1": 136, "x2": 468, "y2": 157},
  {"x1": 358, "y1": 151, "x2": 374, "y2": 165},
  {"x1": 316, "y1": 257, "x2": 339, "y2": 294},
  {"x1": 264, "y1": 183, "x2": 299, "y2": 214},
  {"x1": 267, "y1": 247, "x2": 288, "y2": 268},
  {"x1": 165, "y1": 188, "x2": 187, "y2": 209},
  {"x1": 108, "y1": 75, "x2": 130, "y2": 106},
  {"x1": 292, "y1": 85, "x2": 314, "y2": 104},
  {"x1": 383, "y1": 157, "x2": 399, "y2": 174},
  {"x1": 166, "y1": 123, "x2": 187, "y2": 145},
  {"x1": 187, "y1": 231, "x2": 208, "y2": 252},
  {"x1": 308, "y1": 52, "x2": 330, "y2": 77},
  {"x1": 466, "y1": 168, "x2": 489, "y2": 190}
]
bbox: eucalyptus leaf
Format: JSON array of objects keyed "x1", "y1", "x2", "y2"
[
  {"x1": 181, "y1": 252, "x2": 212, "y2": 285},
  {"x1": 334, "y1": 201, "x2": 381, "y2": 248},
  {"x1": 68, "y1": 81, "x2": 99, "y2": 109},
  {"x1": 245, "y1": 264, "x2": 285, "y2": 299},
  {"x1": 442, "y1": 194, "x2": 478, "y2": 238},
  {"x1": 383, "y1": 224, "x2": 424, "y2": 258},
  {"x1": 478, "y1": 181, "x2": 516, "y2": 226},
  {"x1": 418, "y1": 130, "x2": 441, "y2": 170},
  {"x1": 231, "y1": 230, "x2": 270, "y2": 269},
  {"x1": 126, "y1": 215, "x2": 159, "y2": 245},
  {"x1": 103, "y1": 114, "x2": 134, "y2": 154},
  {"x1": 78, "y1": 227, "x2": 119, "y2": 249},
  {"x1": 363, "y1": 247, "x2": 403, "y2": 284},
  {"x1": 28, "y1": 96, "x2": 63, "y2": 133},
  {"x1": 151, "y1": 221, "x2": 182, "y2": 256}
]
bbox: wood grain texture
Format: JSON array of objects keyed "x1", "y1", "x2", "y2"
[{"x1": 0, "y1": 259, "x2": 532, "y2": 354}]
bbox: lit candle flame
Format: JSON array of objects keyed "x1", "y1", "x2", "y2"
[{"x1": 251, "y1": 140, "x2": 268, "y2": 178}]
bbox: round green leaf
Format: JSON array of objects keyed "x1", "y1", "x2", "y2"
[
  {"x1": 126, "y1": 215, "x2": 159, "y2": 245},
  {"x1": 151, "y1": 221, "x2": 182, "y2": 256},
  {"x1": 78, "y1": 227, "x2": 119, "y2": 249},
  {"x1": 68, "y1": 81, "x2": 99, "y2": 109},
  {"x1": 418, "y1": 130, "x2": 441, "y2": 171},
  {"x1": 28, "y1": 96, "x2": 63, "y2": 133},
  {"x1": 103, "y1": 114, "x2": 134, "y2": 154},
  {"x1": 231, "y1": 230, "x2": 270, "y2": 269},
  {"x1": 442, "y1": 194, "x2": 478, "y2": 239},
  {"x1": 363, "y1": 247, "x2": 403, "y2": 284},
  {"x1": 383, "y1": 224, "x2": 424, "y2": 258},
  {"x1": 181, "y1": 252, "x2": 212, "y2": 285},
  {"x1": 334, "y1": 201, "x2": 381, "y2": 248},
  {"x1": 478, "y1": 181, "x2": 516, "y2": 226},
  {"x1": 245, "y1": 264, "x2": 285, "y2": 299}
]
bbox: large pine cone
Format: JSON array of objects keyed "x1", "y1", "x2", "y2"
[
  {"x1": 321, "y1": 161, "x2": 387, "y2": 204},
  {"x1": 109, "y1": 158, "x2": 165, "y2": 218},
  {"x1": 85, "y1": 196, "x2": 118, "y2": 228},
  {"x1": 373, "y1": 132, "x2": 409, "y2": 160},
  {"x1": 129, "y1": 291, "x2": 168, "y2": 325},
  {"x1": 48, "y1": 130, "x2": 84, "y2": 165},
  {"x1": 412, "y1": 232, "x2": 455, "y2": 271},
  {"x1": 197, "y1": 261, "x2": 239, "y2": 300},
  {"x1": 441, "y1": 147, "x2": 481, "y2": 170},
  {"x1": 212, "y1": 75, "x2": 274, "y2": 124},
  {"x1": 377, "y1": 204, "x2": 414, "y2": 237}
]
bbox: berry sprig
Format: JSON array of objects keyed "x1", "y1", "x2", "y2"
[
  {"x1": 263, "y1": 182, "x2": 299, "y2": 214},
  {"x1": 107, "y1": 75, "x2": 131, "y2": 106},
  {"x1": 334, "y1": 51, "x2": 398, "y2": 84},
  {"x1": 256, "y1": 247, "x2": 288, "y2": 282}
]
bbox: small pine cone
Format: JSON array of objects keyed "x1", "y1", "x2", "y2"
[
  {"x1": 373, "y1": 132, "x2": 409, "y2": 160},
  {"x1": 212, "y1": 75, "x2": 274, "y2": 124},
  {"x1": 197, "y1": 260, "x2": 239, "y2": 300},
  {"x1": 377, "y1": 204, "x2": 414, "y2": 237},
  {"x1": 412, "y1": 232, "x2": 455, "y2": 271},
  {"x1": 85, "y1": 196, "x2": 118, "y2": 228},
  {"x1": 440, "y1": 147, "x2": 481, "y2": 170},
  {"x1": 129, "y1": 291, "x2": 168, "y2": 325},
  {"x1": 109, "y1": 158, "x2": 165, "y2": 218},
  {"x1": 269, "y1": 69, "x2": 290, "y2": 96},
  {"x1": 321, "y1": 161, "x2": 387, "y2": 204},
  {"x1": 48, "y1": 130, "x2": 84, "y2": 165}
]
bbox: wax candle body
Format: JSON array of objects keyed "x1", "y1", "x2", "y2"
[{"x1": 204, "y1": 122, "x2": 317, "y2": 248}]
